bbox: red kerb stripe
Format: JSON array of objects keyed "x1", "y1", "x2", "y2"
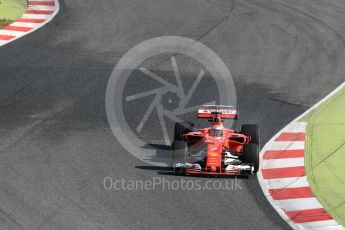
[
  {"x1": 269, "y1": 186, "x2": 314, "y2": 200},
  {"x1": 25, "y1": 9, "x2": 54, "y2": 15},
  {"x1": 0, "y1": 35, "x2": 15, "y2": 40},
  {"x1": 286, "y1": 208, "x2": 333, "y2": 223},
  {"x1": 262, "y1": 166, "x2": 305, "y2": 179},
  {"x1": 3, "y1": 25, "x2": 32, "y2": 32},
  {"x1": 29, "y1": 1, "x2": 55, "y2": 6},
  {"x1": 276, "y1": 132, "x2": 305, "y2": 141},
  {"x1": 263, "y1": 150, "x2": 304, "y2": 160},
  {"x1": 17, "y1": 18, "x2": 45, "y2": 23}
]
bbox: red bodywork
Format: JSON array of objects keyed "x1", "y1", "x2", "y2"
[{"x1": 181, "y1": 108, "x2": 251, "y2": 175}]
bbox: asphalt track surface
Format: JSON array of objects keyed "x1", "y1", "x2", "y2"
[{"x1": 1, "y1": 0, "x2": 345, "y2": 229}]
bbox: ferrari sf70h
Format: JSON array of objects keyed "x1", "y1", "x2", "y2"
[{"x1": 171, "y1": 105, "x2": 260, "y2": 176}]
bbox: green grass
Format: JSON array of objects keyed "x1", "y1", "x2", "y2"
[
  {"x1": 0, "y1": 0, "x2": 27, "y2": 28},
  {"x1": 0, "y1": 19, "x2": 13, "y2": 28},
  {"x1": 305, "y1": 86, "x2": 345, "y2": 226}
]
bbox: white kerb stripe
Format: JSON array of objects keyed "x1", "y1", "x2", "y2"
[
  {"x1": 274, "y1": 198, "x2": 323, "y2": 212},
  {"x1": 262, "y1": 157, "x2": 305, "y2": 169},
  {"x1": 0, "y1": 40, "x2": 9, "y2": 45},
  {"x1": 11, "y1": 22, "x2": 42, "y2": 28},
  {"x1": 28, "y1": 5, "x2": 55, "y2": 11},
  {"x1": 282, "y1": 122, "x2": 307, "y2": 133},
  {"x1": 21, "y1": 14, "x2": 51, "y2": 19},
  {"x1": 265, "y1": 176, "x2": 308, "y2": 190},
  {"x1": 269, "y1": 141, "x2": 305, "y2": 151},
  {"x1": 0, "y1": 30, "x2": 26, "y2": 36},
  {"x1": 298, "y1": 220, "x2": 345, "y2": 229},
  {"x1": 29, "y1": 0, "x2": 55, "y2": 2}
]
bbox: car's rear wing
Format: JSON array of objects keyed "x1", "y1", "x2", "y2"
[{"x1": 197, "y1": 105, "x2": 238, "y2": 119}]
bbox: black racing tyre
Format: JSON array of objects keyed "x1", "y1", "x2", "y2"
[
  {"x1": 170, "y1": 140, "x2": 188, "y2": 166},
  {"x1": 241, "y1": 124, "x2": 260, "y2": 147},
  {"x1": 242, "y1": 143, "x2": 259, "y2": 173},
  {"x1": 174, "y1": 122, "x2": 195, "y2": 141}
]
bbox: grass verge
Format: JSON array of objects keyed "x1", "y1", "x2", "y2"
[
  {"x1": 305, "y1": 86, "x2": 345, "y2": 226},
  {"x1": 0, "y1": 0, "x2": 27, "y2": 28}
]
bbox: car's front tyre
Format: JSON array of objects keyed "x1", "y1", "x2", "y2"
[
  {"x1": 241, "y1": 124, "x2": 260, "y2": 147},
  {"x1": 173, "y1": 122, "x2": 195, "y2": 141},
  {"x1": 170, "y1": 140, "x2": 188, "y2": 168},
  {"x1": 241, "y1": 143, "x2": 259, "y2": 173}
]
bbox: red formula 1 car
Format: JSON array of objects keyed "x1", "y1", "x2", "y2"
[{"x1": 171, "y1": 105, "x2": 260, "y2": 176}]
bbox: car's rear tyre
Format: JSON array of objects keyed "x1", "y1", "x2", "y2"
[
  {"x1": 170, "y1": 140, "x2": 188, "y2": 167},
  {"x1": 241, "y1": 143, "x2": 259, "y2": 173},
  {"x1": 174, "y1": 122, "x2": 195, "y2": 141},
  {"x1": 241, "y1": 124, "x2": 260, "y2": 147}
]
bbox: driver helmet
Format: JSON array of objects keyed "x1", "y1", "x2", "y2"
[{"x1": 209, "y1": 126, "x2": 223, "y2": 137}]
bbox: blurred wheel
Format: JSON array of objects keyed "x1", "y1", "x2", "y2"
[
  {"x1": 241, "y1": 124, "x2": 260, "y2": 147},
  {"x1": 170, "y1": 140, "x2": 188, "y2": 167},
  {"x1": 242, "y1": 143, "x2": 259, "y2": 173},
  {"x1": 174, "y1": 122, "x2": 195, "y2": 141}
]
